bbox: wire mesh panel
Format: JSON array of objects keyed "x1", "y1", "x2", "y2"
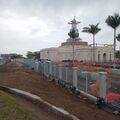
[
  {"x1": 54, "y1": 64, "x2": 59, "y2": 79},
  {"x1": 44, "y1": 62, "x2": 49, "y2": 76},
  {"x1": 34, "y1": 61, "x2": 39, "y2": 72},
  {"x1": 61, "y1": 66, "x2": 66, "y2": 81},
  {"x1": 0, "y1": 59, "x2": 6, "y2": 65},
  {"x1": 106, "y1": 74, "x2": 120, "y2": 107},
  {"x1": 87, "y1": 72, "x2": 100, "y2": 97},
  {"x1": 77, "y1": 70, "x2": 87, "y2": 92},
  {"x1": 42, "y1": 62, "x2": 45, "y2": 74},
  {"x1": 28, "y1": 59, "x2": 34, "y2": 68},
  {"x1": 38, "y1": 62, "x2": 44, "y2": 73},
  {"x1": 33, "y1": 61, "x2": 36, "y2": 70},
  {"x1": 53, "y1": 64, "x2": 57, "y2": 77},
  {"x1": 51, "y1": 64, "x2": 55, "y2": 77},
  {"x1": 67, "y1": 68, "x2": 73, "y2": 84}
]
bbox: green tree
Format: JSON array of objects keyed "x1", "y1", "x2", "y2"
[
  {"x1": 115, "y1": 51, "x2": 120, "y2": 59},
  {"x1": 116, "y1": 33, "x2": 120, "y2": 42},
  {"x1": 82, "y1": 23, "x2": 101, "y2": 64},
  {"x1": 33, "y1": 51, "x2": 40, "y2": 60},
  {"x1": 68, "y1": 29, "x2": 79, "y2": 63},
  {"x1": 26, "y1": 51, "x2": 33, "y2": 59},
  {"x1": 105, "y1": 13, "x2": 120, "y2": 61},
  {"x1": 26, "y1": 51, "x2": 40, "y2": 60}
]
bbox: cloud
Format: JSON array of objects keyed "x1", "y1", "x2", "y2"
[{"x1": 0, "y1": 0, "x2": 120, "y2": 55}]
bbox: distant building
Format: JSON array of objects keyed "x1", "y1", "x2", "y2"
[
  {"x1": 40, "y1": 18, "x2": 114, "y2": 62},
  {"x1": 0, "y1": 54, "x2": 11, "y2": 61}
]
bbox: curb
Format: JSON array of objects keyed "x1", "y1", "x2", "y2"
[{"x1": 0, "y1": 85, "x2": 80, "y2": 120}]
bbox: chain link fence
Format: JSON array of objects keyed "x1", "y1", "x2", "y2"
[{"x1": 16, "y1": 58, "x2": 111, "y2": 102}]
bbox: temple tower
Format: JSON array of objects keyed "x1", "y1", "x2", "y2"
[{"x1": 61, "y1": 17, "x2": 88, "y2": 46}]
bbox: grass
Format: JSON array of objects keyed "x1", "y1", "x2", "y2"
[{"x1": 0, "y1": 91, "x2": 34, "y2": 120}]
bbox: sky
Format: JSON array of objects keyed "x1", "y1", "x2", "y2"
[{"x1": 0, "y1": 0, "x2": 120, "y2": 56}]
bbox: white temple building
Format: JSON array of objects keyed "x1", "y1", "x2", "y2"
[{"x1": 40, "y1": 18, "x2": 114, "y2": 62}]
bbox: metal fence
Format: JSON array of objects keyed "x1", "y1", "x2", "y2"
[
  {"x1": 17, "y1": 58, "x2": 114, "y2": 103},
  {"x1": 0, "y1": 59, "x2": 6, "y2": 65},
  {"x1": 107, "y1": 75, "x2": 120, "y2": 107}
]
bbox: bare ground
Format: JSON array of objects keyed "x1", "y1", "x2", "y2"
[{"x1": 0, "y1": 62, "x2": 119, "y2": 120}]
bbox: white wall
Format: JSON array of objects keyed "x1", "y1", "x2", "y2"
[
  {"x1": 40, "y1": 45, "x2": 114, "y2": 62},
  {"x1": 75, "y1": 47, "x2": 92, "y2": 61},
  {"x1": 40, "y1": 48, "x2": 59, "y2": 61},
  {"x1": 95, "y1": 46, "x2": 114, "y2": 62}
]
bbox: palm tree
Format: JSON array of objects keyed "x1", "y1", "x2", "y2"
[
  {"x1": 82, "y1": 23, "x2": 101, "y2": 64},
  {"x1": 105, "y1": 13, "x2": 120, "y2": 62},
  {"x1": 68, "y1": 29, "x2": 79, "y2": 63}
]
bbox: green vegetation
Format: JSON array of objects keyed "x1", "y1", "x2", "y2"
[
  {"x1": 26, "y1": 51, "x2": 40, "y2": 60},
  {"x1": 68, "y1": 29, "x2": 79, "y2": 39},
  {"x1": 0, "y1": 91, "x2": 33, "y2": 120},
  {"x1": 82, "y1": 23, "x2": 101, "y2": 64},
  {"x1": 116, "y1": 33, "x2": 120, "y2": 42},
  {"x1": 116, "y1": 51, "x2": 120, "y2": 59},
  {"x1": 105, "y1": 13, "x2": 120, "y2": 60},
  {"x1": 68, "y1": 29, "x2": 79, "y2": 63}
]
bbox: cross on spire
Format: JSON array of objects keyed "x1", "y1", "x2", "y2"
[{"x1": 68, "y1": 17, "x2": 80, "y2": 30}]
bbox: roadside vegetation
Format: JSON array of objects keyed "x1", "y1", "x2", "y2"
[{"x1": 0, "y1": 91, "x2": 34, "y2": 120}]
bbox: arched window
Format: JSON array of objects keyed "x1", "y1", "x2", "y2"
[
  {"x1": 98, "y1": 54, "x2": 100, "y2": 62},
  {"x1": 98, "y1": 51, "x2": 100, "y2": 62},
  {"x1": 103, "y1": 53, "x2": 107, "y2": 62}
]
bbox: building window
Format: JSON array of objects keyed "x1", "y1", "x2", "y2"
[
  {"x1": 98, "y1": 51, "x2": 100, "y2": 62},
  {"x1": 103, "y1": 53, "x2": 107, "y2": 62},
  {"x1": 98, "y1": 54, "x2": 100, "y2": 62}
]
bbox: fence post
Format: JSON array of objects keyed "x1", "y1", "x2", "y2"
[
  {"x1": 99, "y1": 72, "x2": 107, "y2": 100},
  {"x1": 73, "y1": 68, "x2": 78, "y2": 88},
  {"x1": 59, "y1": 64, "x2": 62, "y2": 80},
  {"x1": 49, "y1": 62, "x2": 52, "y2": 76},
  {"x1": 85, "y1": 72, "x2": 88, "y2": 93},
  {"x1": 66, "y1": 67, "x2": 68, "y2": 81},
  {"x1": 35, "y1": 61, "x2": 39, "y2": 72}
]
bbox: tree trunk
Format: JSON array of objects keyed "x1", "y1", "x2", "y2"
[
  {"x1": 93, "y1": 34, "x2": 95, "y2": 65},
  {"x1": 114, "y1": 29, "x2": 116, "y2": 59},
  {"x1": 72, "y1": 39, "x2": 75, "y2": 64},
  {"x1": 113, "y1": 29, "x2": 116, "y2": 68}
]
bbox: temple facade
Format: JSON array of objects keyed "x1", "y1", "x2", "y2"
[{"x1": 40, "y1": 18, "x2": 114, "y2": 62}]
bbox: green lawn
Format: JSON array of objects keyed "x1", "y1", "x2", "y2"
[{"x1": 0, "y1": 91, "x2": 34, "y2": 120}]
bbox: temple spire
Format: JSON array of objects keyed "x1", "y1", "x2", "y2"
[{"x1": 68, "y1": 17, "x2": 80, "y2": 30}]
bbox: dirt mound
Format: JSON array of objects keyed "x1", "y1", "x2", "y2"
[{"x1": 0, "y1": 62, "x2": 119, "y2": 120}]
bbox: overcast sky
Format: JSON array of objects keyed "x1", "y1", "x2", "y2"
[{"x1": 0, "y1": 0, "x2": 120, "y2": 56}]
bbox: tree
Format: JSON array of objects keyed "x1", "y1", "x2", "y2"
[
  {"x1": 33, "y1": 51, "x2": 40, "y2": 60},
  {"x1": 105, "y1": 13, "x2": 120, "y2": 61},
  {"x1": 116, "y1": 33, "x2": 120, "y2": 42},
  {"x1": 82, "y1": 23, "x2": 101, "y2": 64},
  {"x1": 115, "y1": 51, "x2": 120, "y2": 59},
  {"x1": 68, "y1": 29, "x2": 79, "y2": 63},
  {"x1": 26, "y1": 51, "x2": 33, "y2": 59},
  {"x1": 26, "y1": 51, "x2": 40, "y2": 60}
]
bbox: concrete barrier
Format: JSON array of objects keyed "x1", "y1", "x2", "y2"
[{"x1": 0, "y1": 85, "x2": 80, "y2": 120}]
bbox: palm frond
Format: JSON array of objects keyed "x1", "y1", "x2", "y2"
[
  {"x1": 105, "y1": 13, "x2": 120, "y2": 29},
  {"x1": 82, "y1": 23, "x2": 101, "y2": 35}
]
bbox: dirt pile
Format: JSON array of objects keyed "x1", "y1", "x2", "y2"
[{"x1": 0, "y1": 62, "x2": 119, "y2": 120}]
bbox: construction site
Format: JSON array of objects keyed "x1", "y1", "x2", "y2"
[{"x1": 0, "y1": 60, "x2": 120, "y2": 120}]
